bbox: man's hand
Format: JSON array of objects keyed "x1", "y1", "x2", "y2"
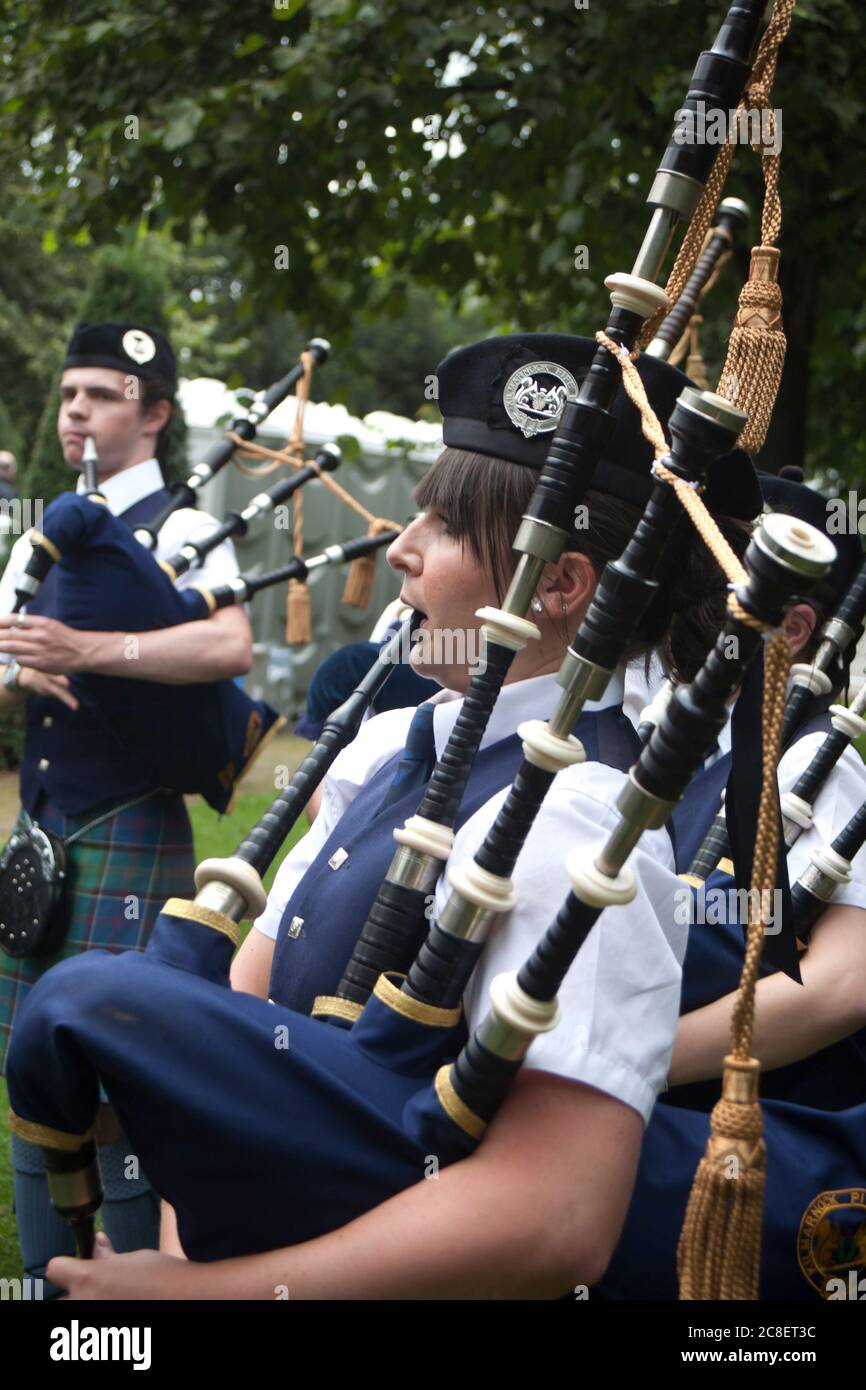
[
  {"x1": 0, "y1": 614, "x2": 95, "y2": 675},
  {"x1": 48, "y1": 1233, "x2": 205, "y2": 1300},
  {"x1": 15, "y1": 665, "x2": 80, "y2": 710}
]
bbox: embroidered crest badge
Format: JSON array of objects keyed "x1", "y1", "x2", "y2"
[
  {"x1": 121, "y1": 329, "x2": 157, "y2": 366},
  {"x1": 503, "y1": 360, "x2": 579, "y2": 439},
  {"x1": 797, "y1": 1188, "x2": 866, "y2": 1298}
]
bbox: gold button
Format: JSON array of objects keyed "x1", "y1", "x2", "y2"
[
  {"x1": 38, "y1": 757, "x2": 50, "y2": 771},
  {"x1": 43, "y1": 716, "x2": 53, "y2": 729}
]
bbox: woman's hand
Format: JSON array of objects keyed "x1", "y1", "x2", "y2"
[{"x1": 47, "y1": 1233, "x2": 207, "y2": 1300}]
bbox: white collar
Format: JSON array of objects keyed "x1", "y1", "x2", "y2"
[
  {"x1": 426, "y1": 668, "x2": 626, "y2": 760},
  {"x1": 75, "y1": 458, "x2": 164, "y2": 517}
]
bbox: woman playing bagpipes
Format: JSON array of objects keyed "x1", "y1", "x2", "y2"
[{"x1": 40, "y1": 330, "x2": 770, "y2": 1299}]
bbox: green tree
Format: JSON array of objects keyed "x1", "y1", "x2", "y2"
[{"x1": 1, "y1": 1, "x2": 865, "y2": 479}]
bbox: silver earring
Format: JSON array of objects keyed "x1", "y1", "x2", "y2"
[{"x1": 531, "y1": 597, "x2": 543, "y2": 614}]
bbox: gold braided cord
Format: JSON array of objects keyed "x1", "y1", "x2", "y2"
[{"x1": 595, "y1": 331, "x2": 756, "y2": 629}]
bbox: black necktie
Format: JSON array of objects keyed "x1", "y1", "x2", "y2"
[{"x1": 377, "y1": 703, "x2": 437, "y2": 812}]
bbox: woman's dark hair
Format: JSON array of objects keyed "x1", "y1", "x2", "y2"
[
  {"x1": 416, "y1": 447, "x2": 754, "y2": 683},
  {"x1": 139, "y1": 375, "x2": 175, "y2": 480}
]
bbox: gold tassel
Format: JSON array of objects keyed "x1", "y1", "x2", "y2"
[
  {"x1": 717, "y1": 247, "x2": 786, "y2": 453},
  {"x1": 677, "y1": 1056, "x2": 766, "y2": 1300},
  {"x1": 285, "y1": 577, "x2": 311, "y2": 645}
]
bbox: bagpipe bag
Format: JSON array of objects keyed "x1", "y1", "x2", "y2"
[{"x1": 31, "y1": 493, "x2": 281, "y2": 813}]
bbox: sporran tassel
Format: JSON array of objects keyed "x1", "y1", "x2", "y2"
[{"x1": 717, "y1": 247, "x2": 786, "y2": 452}]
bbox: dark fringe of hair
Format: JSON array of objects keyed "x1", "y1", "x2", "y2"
[{"x1": 415, "y1": 447, "x2": 760, "y2": 683}]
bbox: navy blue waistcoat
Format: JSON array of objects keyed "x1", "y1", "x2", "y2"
[
  {"x1": 269, "y1": 703, "x2": 642, "y2": 1013},
  {"x1": 20, "y1": 486, "x2": 174, "y2": 816},
  {"x1": 602, "y1": 713, "x2": 866, "y2": 1300}
]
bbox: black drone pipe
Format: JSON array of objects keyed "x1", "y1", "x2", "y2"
[
  {"x1": 645, "y1": 197, "x2": 750, "y2": 361},
  {"x1": 791, "y1": 796, "x2": 866, "y2": 940},
  {"x1": 162, "y1": 443, "x2": 342, "y2": 581}
]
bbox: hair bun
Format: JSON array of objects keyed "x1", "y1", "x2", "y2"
[{"x1": 778, "y1": 465, "x2": 805, "y2": 483}]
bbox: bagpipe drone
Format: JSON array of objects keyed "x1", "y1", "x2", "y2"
[{"x1": 7, "y1": 0, "x2": 808, "y2": 1273}]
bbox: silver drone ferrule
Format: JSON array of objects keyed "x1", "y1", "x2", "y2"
[
  {"x1": 15, "y1": 573, "x2": 40, "y2": 598},
  {"x1": 436, "y1": 892, "x2": 498, "y2": 946},
  {"x1": 595, "y1": 772, "x2": 676, "y2": 878},
  {"x1": 188, "y1": 463, "x2": 213, "y2": 489},
  {"x1": 46, "y1": 1160, "x2": 102, "y2": 1216},
  {"x1": 555, "y1": 649, "x2": 613, "y2": 715},
  {"x1": 241, "y1": 492, "x2": 275, "y2": 523},
  {"x1": 817, "y1": 617, "x2": 855, "y2": 658},
  {"x1": 193, "y1": 878, "x2": 249, "y2": 923},
  {"x1": 388, "y1": 844, "x2": 443, "y2": 895},
  {"x1": 305, "y1": 544, "x2": 345, "y2": 571},
  {"x1": 245, "y1": 391, "x2": 271, "y2": 426}
]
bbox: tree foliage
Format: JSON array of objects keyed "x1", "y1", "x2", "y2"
[{"x1": 1, "y1": 1, "x2": 865, "y2": 478}]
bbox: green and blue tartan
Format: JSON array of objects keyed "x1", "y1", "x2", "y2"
[{"x1": 0, "y1": 792, "x2": 195, "y2": 1074}]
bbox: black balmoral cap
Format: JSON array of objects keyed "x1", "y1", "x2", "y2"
[
  {"x1": 759, "y1": 468, "x2": 862, "y2": 607},
  {"x1": 436, "y1": 333, "x2": 761, "y2": 520},
  {"x1": 63, "y1": 321, "x2": 177, "y2": 391}
]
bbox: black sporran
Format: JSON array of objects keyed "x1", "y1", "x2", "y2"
[{"x1": 0, "y1": 813, "x2": 67, "y2": 958}]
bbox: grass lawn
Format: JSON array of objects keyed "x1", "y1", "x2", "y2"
[{"x1": 0, "y1": 792, "x2": 309, "y2": 1283}]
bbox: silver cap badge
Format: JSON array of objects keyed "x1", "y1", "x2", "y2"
[
  {"x1": 503, "y1": 360, "x2": 579, "y2": 438},
  {"x1": 121, "y1": 329, "x2": 157, "y2": 365}
]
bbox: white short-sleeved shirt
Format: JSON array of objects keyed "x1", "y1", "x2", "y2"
[
  {"x1": 255, "y1": 669, "x2": 686, "y2": 1124},
  {"x1": 0, "y1": 457, "x2": 241, "y2": 627}
]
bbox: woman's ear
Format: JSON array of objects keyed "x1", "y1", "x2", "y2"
[
  {"x1": 783, "y1": 602, "x2": 818, "y2": 659},
  {"x1": 542, "y1": 551, "x2": 596, "y2": 619}
]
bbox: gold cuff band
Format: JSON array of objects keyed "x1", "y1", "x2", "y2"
[
  {"x1": 162, "y1": 897, "x2": 241, "y2": 948},
  {"x1": 678, "y1": 873, "x2": 703, "y2": 889},
  {"x1": 9, "y1": 1108, "x2": 95, "y2": 1151},
  {"x1": 434, "y1": 1066, "x2": 486, "y2": 1141},
  {"x1": 157, "y1": 559, "x2": 177, "y2": 581},
  {"x1": 373, "y1": 972, "x2": 462, "y2": 1029},
  {"x1": 30, "y1": 530, "x2": 62, "y2": 563},
  {"x1": 718, "y1": 857, "x2": 735, "y2": 877},
  {"x1": 191, "y1": 584, "x2": 217, "y2": 614},
  {"x1": 311, "y1": 995, "x2": 363, "y2": 1023}
]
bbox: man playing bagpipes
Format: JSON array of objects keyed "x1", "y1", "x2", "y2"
[{"x1": 0, "y1": 320, "x2": 253, "y2": 1289}]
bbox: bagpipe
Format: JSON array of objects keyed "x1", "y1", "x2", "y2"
[
  {"x1": 683, "y1": 549, "x2": 866, "y2": 888},
  {"x1": 6, "y1": 0, "x2": 805, "y2": 1273}
]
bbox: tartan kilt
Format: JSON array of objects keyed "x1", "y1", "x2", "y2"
[{"x1": 0, "y1": 791, "x2": 195, "y2": 1074}]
